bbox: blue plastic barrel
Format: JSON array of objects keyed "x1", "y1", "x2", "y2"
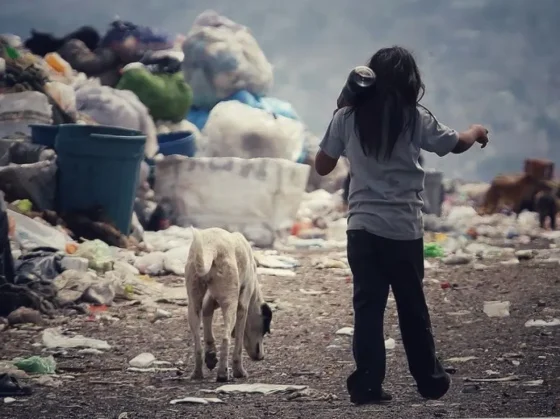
[
  {"x1": 29, "y1": 124, "x2": 59, "y2": 148},
  {"x1": 55, "y1": 124, "x2": 146, "y2": 234},
  {"x1": 157, "y1": 131, "x2": 197, "y2": 157}
]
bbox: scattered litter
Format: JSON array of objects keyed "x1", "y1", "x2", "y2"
[
  {"x1": 129, "y1": 353, "x2": 155, "y2": 368},
  {"x1": 312, "y1": 257, "x2": 348, "y2": 269},
  {"x1": 524, "y1": 319, "x2": 560, "y2": 327},
  {"x1": 42, "y1": 328, "x2": 111, "y2": 350},
  {"x1": 299, "y1": 289, "x2": 327, "y2": 295},
  {"x1": 335, "y1": 327, "x2": 354, "y2": 336},
  {"x1": 214, "y1": 383, "x2": 307, "y2": 395},
  {"x1": 153, "y1": 308, "x2": 172, "y2": 321},
  {"x1": 483, "y1": 301, "x2": 511, "y2": 318},
  {"x1": 170, "y1": 397, "x2": 223, "y2": 405},
  {"x1": 384, "y1": 338, "x2": 396, "y2": 350},
  {"x1": 446, "y1": 356, "x2": 478, "y2": 363},
  {"x1": 254, "y1": 252, "x2": 298, "y2": 269},
  {"x1": 127, "y1": 367, "x2": 178, "y2": 373},
  {"x1": 3, "y1": 397, "x2": 16, "y2": 404},
  {"x1": 515, "y1": 249, "x2": 536, "y2": 261},
  {"x1": 523, "y1": 380, "x2": 544, "y2": 387},
  {"x1": 257, "y1": 268, "x2": 296, "y2": 277},
  {"x1": 424, "y1": 243, "x2": 445, "y2": 258},
  {"x1": 13, "y1": 356, "x2": 56, "y2": 375},
  {"x1": 465, "y1": 375, "x2": 519, "y2": 383},
  {"x1": 443, "y1": 254, "x2": 473, "y2": 266},
  {"x1": 286, "y1": 387, "x2": 338, "y2": 402},
  {"x1": 7, "y1": 307, "x2": 43, "y2": 326},
  {"x1": 501, "y1": 259, "x2": 520, "y2": 266}
]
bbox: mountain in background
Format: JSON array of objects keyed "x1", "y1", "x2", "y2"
[{"x1": 2, "y1": 0, "x2": 559, "y2": 181}]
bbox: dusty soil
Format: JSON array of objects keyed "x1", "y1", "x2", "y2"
[{"x1": 2, "y1": 246, "x2": 560, "y2": 419}]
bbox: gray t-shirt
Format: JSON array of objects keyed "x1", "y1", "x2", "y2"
[{"x1": 319, "y1": 106, "x2": 458, "y2": 241}]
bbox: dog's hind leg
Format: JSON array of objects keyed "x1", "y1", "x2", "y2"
[
  {"x1": 202, "y1": 295, "x2": 218, "y2": 370},
  {"x1": 216, "y1": 298, "x2": 237, "y2": 382},
  {"x1": 232, "y1": 298, "x2": 249, "y2": 379},
  {"x1": 186, "y1": 283, "x2": 205, "y2": 380}
]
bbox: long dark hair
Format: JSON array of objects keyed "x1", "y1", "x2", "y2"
[{"x1": 347, "y1": 46, "x2": 425, "y2": 160}]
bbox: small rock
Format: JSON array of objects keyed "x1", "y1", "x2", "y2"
[
  {"x1": 153, "y1": 308, "x2": 172, "y2": 321},
  {"x1": 443, "y1": 254, "x2": 472, "y2": 266},
  {"x1": 129, "y1": 352, "x2": 156, "y2": 368},
  {"x1": 515, "y1": 249, "x2": 536, "y2": 261},
  {"x1": 7, "y1": 307, "x2": 43, "y2": 326},
  {"x1": 462, "y1": 384, "x2": 480, "y2": 394}
]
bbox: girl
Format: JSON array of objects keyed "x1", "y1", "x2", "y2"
[{"x1": 315, "y1": 46, "x2": 488, "y2": 405}]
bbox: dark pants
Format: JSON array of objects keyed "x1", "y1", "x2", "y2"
[{"x1": 346, "y1": 230, "x2": 449, "y2": 399}]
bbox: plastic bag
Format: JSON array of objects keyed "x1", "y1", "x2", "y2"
[
  {"x1": 44, "y1": 81, "x2": 77, "y2": 115},
  {"x1": 0, "y1": 91, "x2": 52, "y2": 138},
  {"x1": 201, "y1": 101, "x2": 306, "y2": 162},
  {"x1": 7, "y1": 210, "x2": 71, "y2": 251},
  {"x1": 117, "y1": 64, "x2": 193, "y2": 122},
  {"x1": 74, "y1": 239, "x2": 115, "y2": 272},
  {"x1": 182, "y1": 10, "x2": 273, "y2": 108},
  {"x1": 186, "y1": 107, "x2": 210, "y2": 131},
  {"x1": 74, "y1": 81, "x2": 158, "y2": 158},
  {"x1": 13, "y1": 355, "x2": 56, "y2": 375},
  {"x1": 13, "y1": 247, "x2": 63, "y2": 284}
]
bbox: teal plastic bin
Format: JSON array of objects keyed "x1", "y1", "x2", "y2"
[
  {"x1": 55, "y1": 124, "x2": 146, "y2": 234},
  {"x1": 29, "y1": 124, "x2": 59, "y2": 148}
]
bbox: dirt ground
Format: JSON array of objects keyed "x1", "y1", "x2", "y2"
[{"x1": 2, "y1": 245, "x2": 560, "y2": 419}]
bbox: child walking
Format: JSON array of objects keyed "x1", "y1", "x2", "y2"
[{"x1": 315, "y1": 46, "x2": 488, "y2": 405}]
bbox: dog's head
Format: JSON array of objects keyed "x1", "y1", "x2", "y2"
[{"x1": 244, "y1": 301, "x2": 273, "y2": 361}]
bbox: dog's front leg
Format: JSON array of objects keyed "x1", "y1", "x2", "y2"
[
  {"x1": 216, "y1": 300, "x2": 236, "y2": 382},
  {"x1": 232, "y1": 302, "x2": 249, "y2": 379}
]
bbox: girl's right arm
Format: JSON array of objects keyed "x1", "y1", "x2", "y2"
[{"x1": 452, "y1": 125, "x2": 489, "y2": 154}]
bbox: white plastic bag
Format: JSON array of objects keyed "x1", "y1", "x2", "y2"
[
  {"x1": 74, "y1": 81, "x2": 158, "y2": 158},
  {"x1": 0, "y1": 91, "x2": 52, "y2": 137},
  {"x1": 201, "y1": 101, "x2": 305, "y2": 162},
  {"x1": 154, "y1": 156, "x2": 310, "y2": 247},
  {"x1": 182, "y1": 10, "x2": 273, "y2": 108},
  {"x1": 8, "y1": 209, "x2": 71, "y2": 251}
]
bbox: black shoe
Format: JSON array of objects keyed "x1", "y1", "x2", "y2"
[
  {"x1": 418, "y1": 373, "x2": 451, "y2": 400},
  {"x1": 350, "y1": 389, "x2": 392, "y2": 405}
]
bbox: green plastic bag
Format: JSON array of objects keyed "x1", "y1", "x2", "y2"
[
  {"x1": 13, "y1": 355, "x2": 56, "y2": 374},
  {"x1": 117, "y1": 67, "x2": 193, "y2": 122},
  {"x1": 424, "y1": 242, "x2": 445, "y2": 258}
]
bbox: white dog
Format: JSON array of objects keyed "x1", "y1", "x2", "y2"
[{"x1": 185, "y1": 227, "x2": 273, "y2": 382}]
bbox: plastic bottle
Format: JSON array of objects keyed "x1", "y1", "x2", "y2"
[{"x1": 44, "y1": 52, "x2": 72, "y2": 76}]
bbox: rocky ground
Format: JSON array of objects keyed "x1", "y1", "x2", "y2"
[{"x1": 2, "y1": 245, "x2": 560, "y2": 419}]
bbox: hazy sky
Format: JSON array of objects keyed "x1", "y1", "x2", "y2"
[{"x1": 2, "y1": 0, "x2": 559, "y2": 181}]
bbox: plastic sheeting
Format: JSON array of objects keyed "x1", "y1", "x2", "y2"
[
  {"x1": 74, "y1": 78, "x2": 158, "y2": 158},
  {"x1": 0, "y1": 91, "x2": 52, "y2": 138},
  {"x1": 153, "y1": 156, "x2": 310, "y2": 247},
  {"x1": 182, "y1": 10, "x2": 273, "y2": 109},
  {"x1": 201, "y1": 101, "x2": 306, "y2": 162}
]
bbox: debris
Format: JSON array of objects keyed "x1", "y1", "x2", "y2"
[
  {"x1": 127, "y1": 367, "x2": 178, "y2": 373},
  {"x1": 257, "y1": 268, "x2": 296, "y2": 277},
  {"x1": 442, "y1": 254, "x2": 473, "y2": 266},
  {"x1": 462, "y1": 384, "x2": 481, "y2": 394},
  {"x1": 60, "y1": 256, "x2": 89, "y2": 272},
  {"x1": 312, "y1": 257, "x2": 348, "y2": 269},
  {"x1": 299, "y1": 289, "x2": 327, "y2": 295},
  {"x1": 446, "y1": 356, "x2": 478, "y2": 363},
  {"x1": 465, "y1": 375, "x2": 519, "y2": 383},
  {"x1": 13, "y1": 355, "x2": 56, "y2": 375},
  {"x1": 170, "y1": 397, "x2": 224, "y2": 405},
  {"x1": 424, "y1": 243, "x2": 445, "y2": 258},
  {"x1": 286, "y1": 387, "x2": 338, "y2": 401},
  {"x1": 213, "y1": 383, "x2": 307, "y2": 395},
  {"x1": 500, "y1": 259, "x2": 520, "y2": 266},
  {"x1": 515, "y1": 249, "x2": 536, "y2": 261},
  {"x1": 524, "y1": 319, "x2": 560, "y2": 327},
  {"x1": 153, "y1": 308, "x2": 172, "y2": 321},
  {"x1": 335, "y1": 327, "x2": 354, "y2": 336},
  {"x1": 483, "y1": 301, "x2": 511, "y2": 318},
  {"x1": 42, "y1": 327, "x2": 111, "y2": 350},
  {"x1": 523, "y1": 380, "x2": 544, "y2": 387},
  {"x1": 129, "y1": 353, "x2": 155, "y2": 368},
  {"x1": 385, "y1": 338, "x2": 396, "y2": 350},
  {"x1": 7, "y1": 307, "x2": 43, "y2": 326},
  {"x1": 3, "y1": 397, "x2": 16, "y2": 404},
  {"x1": 254, "y1": 252, "x2": 299, "y2": 269}
]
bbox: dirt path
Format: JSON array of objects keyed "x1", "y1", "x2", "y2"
[{"x1": 2, "y1": 249, "x2": 560, "y2": 418}]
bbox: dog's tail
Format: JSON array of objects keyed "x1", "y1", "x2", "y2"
[{"x1": 189, "y1": 227, "x2": 214, "y2": 278}]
